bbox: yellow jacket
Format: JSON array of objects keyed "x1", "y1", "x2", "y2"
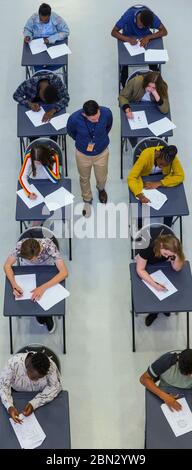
[{"x1": 128, "y1": 146, "x2": 185, "y2": 197}]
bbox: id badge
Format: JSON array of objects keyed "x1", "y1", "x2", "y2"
[{"x1": 86, "y1": 142, "x2": 95, "y2": 152}]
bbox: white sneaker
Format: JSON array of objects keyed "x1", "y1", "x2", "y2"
[
  {"x1": 82, "y1": 202, "x2": 92, "y2": 218},
  {"x1": 46, "y1": 317, "x2": 56, "y2": 334}
]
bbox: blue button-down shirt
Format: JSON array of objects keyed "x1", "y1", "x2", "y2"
[
  {"x1": 67, "y1": 107, "x2": 113, "y2": 156},
  {"x1": 13, "y1": 74, "x2": 69, "y2": 111},
  {"x1": 23, "y1": 11, "x2": 70, "y2": 44},
  {"x1": 116, "y1": 6, "x2": 161, "y2": 38}
]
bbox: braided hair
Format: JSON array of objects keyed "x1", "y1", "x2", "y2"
[
  {"x1": 159, "y1": 145, "x2": 177, "y2": 164},
  {"x1": 27, "y1": 352, "x2": 50, "y2": 376}
]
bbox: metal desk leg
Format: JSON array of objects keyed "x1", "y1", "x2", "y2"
[
  {"x1": 20, "y1": 221, "x2": 23, "y2": 234},
  {"x1": 63, "y1": 315, "x2": 66, "y2": 354},
  {"x1": 64, "y1": 135, "x2": 68, "y2": 177},
  {"x1": 121, "y1": 137, "x2": 124, "y2": 179},
  {"x1": 131, "y1": 290, "x2": 136, "y2": 352},
  {"x1": 180, "y1": 217, "x2": 183, "y2": 244},
  {"x1": 20, "y1": 138, "x2": 24, "y2": 164},
  {"x1": 118, "y1": 65, "x2": 121, "y2": 93},
  {"x1": 187, "y1": 312, "x2": 190, "y2": 348},
  {"x1": 9, "y1": 317, "x2": 13, "y2": 354}
]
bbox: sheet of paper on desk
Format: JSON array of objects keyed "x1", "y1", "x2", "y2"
[
  {"x1": 144, "y1": 49, "x2": 169, "y2": 62},
  {"x1": 25, "y1": 107, "x2": 46, "y2": 127},
  {"x1": 123, "y1": 42, "x2": 145, "y2": 56},
  {"x1": 44, "y1": 186, "x2": 74, "y2": 211},
  {"x1": 17, "y1": 184, "x2": 45, "y2": 208},
  {"x1": 10, "y1": 413, "x2": 46, "y2": 449},
  {"x1": 142, "y1": 269, "x2": 178, "y2": 300},
  {"x1": 37, "y1": 283, "x2": 70, "y2": 310},
  {"x1": 14, "y1": 274, "x2": 36, "y2": 301},
  {"x1": 128, "y1": 111, "x2": 148, "y2": 129},
  {"x1": 50, "y1": 113, "x2": 70, "y2": 130},
  {"x1": 47, "y1": 43, "x2": 72, "y2": 59},
  {"x1": 142, "y1": 189, "x2": 167, "y2": 210},
  {"x1": 29, "y1": 38, "x2": 47, "y2": 55},
  {"x1": 161, "y1": 398, "x2": 192, "y2": 437},
  {"x1": 148, "y1": 117, "x2": 176, "y2": 136}
]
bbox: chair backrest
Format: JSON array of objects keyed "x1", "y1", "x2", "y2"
[
  {"x1": 18, "y1": 226, "x2": 59, "y2": 250},
  {"x1": 133, "y1": 137, "x2": 168, "y2": 164},
  {"x1": 32, "y1": 69, "x2": 64, "y2": 83},
  {"x1": 126, "y1": 68, "x2": 153, "y2": 85},
  {"x1": 132, "y1": 4, "x2": 149, "y2": 8},
  {"x1": 25, "y1": 137, "x2": 63, "y2": 169},
  {"x1": 16, "y1": 344, "x2": 61, "y2": 372},
  {"x1": 132, "y1": 223, "x2": 175, "y2": 255}
]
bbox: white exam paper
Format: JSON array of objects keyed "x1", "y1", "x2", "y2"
[
  {"x1": 10, "y1": 413, "x2": 46, "y2": 449},
  {"x1": 50, "y1": 113, "x2": 70, "y2": 130},
  {"x1": 37, "y1": 283, "x2": 70, "y2": 310},
  {"x1": 148, "y1": 117, "x2": 176, "y2": 136},
  {"x1": 144, "y1": 49, "x2": 169, "y2": 62},
  {"x1": 123, "y1": 41, "x2": 145, "y2": 56},
  {"x1": 44, "y1": 186, "x2": 74, "y2": 211},
  {"x1": 142, "y1": 189, "x2": 167, "y2": 210},
  {"x1": 128, "y1": 111, "x2": 148, "y2": 130},
  {"x1": 161, "y1": 398, "x2": 192, "y2": 437},
  {"x1": 29, "y1": 38, "x2": 47, "y2": 55},
  {"x1": 25, "y1": 107, "x2": 46, "y2": 127},
  {"x1": 14, "y1": 274, "x2": 36, "y2": 301},
  {"x1": 17, "y1": 184, "x2": 45, "y2": 208},
  {"x1": 47, "y1": 43, "x2": 72, "y2": 59},
  {"x1": 142, "y1": 269, "x2": 178, "y2": 300}
]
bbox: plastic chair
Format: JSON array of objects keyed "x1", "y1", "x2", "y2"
[
  {"x1": 131, "y1": 222, "x2": 175, "y2": 259},
  {"x1": 133, "y1": 136, "x2": 168, "y2": 164},
  {"x1": 25, "y1": 137, "x2": 64, "y2": 176},
  {"x1": 16, "y1": 343, "x2": 61, "y2": 372},
  {"x1": 125, "y1": 68, "x2": 153, "y2": 86},
  {"x1": 32, "y1": 69, "x2": 64, "y2": 83}
]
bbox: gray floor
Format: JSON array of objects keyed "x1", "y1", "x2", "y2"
[{"x1": 0, "y1": 0, "x2": 192, "y2": 449}]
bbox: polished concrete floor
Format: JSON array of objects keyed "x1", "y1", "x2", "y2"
[{"x1": 0, "y1": 0, "x2": 191, "y2": 448}]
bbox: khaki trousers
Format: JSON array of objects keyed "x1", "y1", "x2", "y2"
[{"x1": 75, "y1": 147, "x2": 109, "y2": 202}]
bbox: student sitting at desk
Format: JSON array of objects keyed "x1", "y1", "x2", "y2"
[
  {"x1": 13, "y1": 73, "x2": 69, "y2": 124},
  {"x1": 128, "y1": 144, "x2": 184, "y2": 202},
  {"x1": 0, "y1": 351, "x2": 62, "y2": 423},
  {"x1": 4, "y1": 238, "x2": 68, "y2": 333},
  {"x1": 140, "y1": 349, "x2": 192, "y2": 411},
  {"x1": 24, "y1": 3, "x2": 70, "y2": 45},
  {"x1": 135, "y1": 227, "x2": 185, "y2": 326},
  {"x1": 19, "y1": 144, "x2": 60, "y2": 199},
  {"x1": 111, "y1": 5, "x2": 167, "y2": 86}
]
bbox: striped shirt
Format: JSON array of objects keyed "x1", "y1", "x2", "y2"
[{"x1": 19, "y1": 152, "x2": 60, "y2": 196}]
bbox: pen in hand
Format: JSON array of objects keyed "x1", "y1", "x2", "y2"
[{"x1": 155, "y1": 282, "x2": 168, "y2": 291}]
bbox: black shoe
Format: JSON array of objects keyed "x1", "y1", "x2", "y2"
[
  {"x1": 163, "y1": 312, "x2": 171, "y2": 317},
  {"x1": 45, "y1": 317, "x2": 56, "y2": 334},
  {"x1": 98, "y1": 189, "x2": 108, "y2": 204},
  {"x1": 145, "y1": 313, "x2": 158, "y2": 327},
  {"x1": 36, "y1": 316, "x2": 46, "y2": 325}
]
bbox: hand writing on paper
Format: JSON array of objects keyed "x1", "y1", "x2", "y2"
[
  {"x1": 31, "y1": 285, "x2": 46, "y2": 301},
  {"x1": 154, "y1": 282, "x2": 167, "y2": 292},
  {"x1": 8, "y1": 406, "x2": 23, "y2": 424},
  {"x1": 128, "y1": 38, "x2": 138, "y2": 45},
  {"x1": 126, "y1": 109, "x2": 134, "y2": 120},
  {"x1": 44, "y1": 38, "x2": 49, "y2": 44},
  {"x1": 138, "y1": 193, "x2": 150, "y2": 204},
  {"x1": 12, "y1": 283, "x2": 23, "y2": 298},
  {"x1": 23, "y1": 403, "x2": 33, "y2": 417},
  {"x1": 42, "y1": 109, "x2": 56, "y2": 123},
  {"x1": 164, "y1": 394, "x2": 182, "y2": 412},
  {"x1": 28, "y1": 102, "x2": 40, "y2": 112},
  {"x1": 139, "y1": 36, "x2": 150, "y2": 47},
  {"x1": 144, "y1": 181, "x2": 162, "y2": 189},
  {"x1": 29, "y1": 193, "x2": 37, "y2": 200}
]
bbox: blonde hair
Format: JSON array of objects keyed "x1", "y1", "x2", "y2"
[
  {"x1": 142, "y1": 71, "x2": 168, "y2": 99},
  {"x1": 153, "y1": 234, "x2": 185, "y2": 262}
]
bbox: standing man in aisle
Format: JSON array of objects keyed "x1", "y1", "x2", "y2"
[{"x1": 67, "y1": 100, "x2": 113, "y2": 217}]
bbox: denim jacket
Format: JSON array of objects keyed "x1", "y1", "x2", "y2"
[{"x1": 23, "y1": 12, "x2": 70, "y2": 44}]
